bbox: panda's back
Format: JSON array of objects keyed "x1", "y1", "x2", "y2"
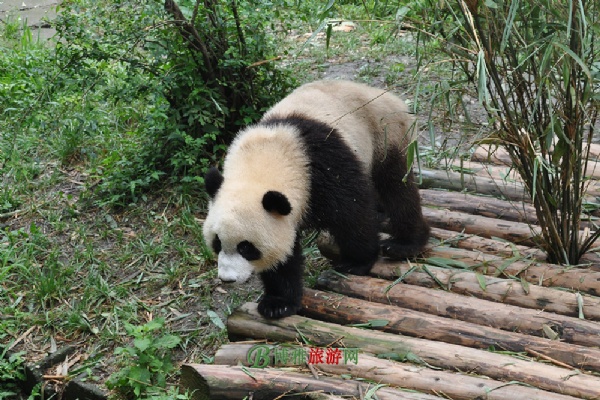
[{"x1": 262, "y1": 80, "x2": 414, "y2": 171}]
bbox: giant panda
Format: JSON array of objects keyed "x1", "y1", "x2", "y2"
[{"x1": 203, "y1": 80, "x2": 430, "y2": 319}]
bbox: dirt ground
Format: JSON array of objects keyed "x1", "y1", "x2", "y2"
[{"x1": 0, "y1": 0, "x2": 58, "y2": 40}]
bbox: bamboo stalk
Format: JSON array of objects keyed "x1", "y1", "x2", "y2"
[
  {"x1": 227, "y1": 303, "x2": 600, "y2": 399},
  {"x1": 214, "y1": 344, "x2": 583, "y2": 400}
]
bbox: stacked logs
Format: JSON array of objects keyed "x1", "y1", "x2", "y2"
[{"x1": 181, "y1": 146, "x2": 600, "y2": 400}]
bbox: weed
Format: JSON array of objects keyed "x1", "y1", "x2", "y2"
[
  {"x1": 106, "y1": 318, "x2": 181, "y2": 398},
  {"x1": 0, "y1": 344, "x2": 26, "y2": 398}
]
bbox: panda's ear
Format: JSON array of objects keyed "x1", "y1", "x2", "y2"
[
  {"x1": 205, "y1": 167, "x2": 224, "y2": 198},
  {"x1": 262, "y1": 191, "x2": 292, "y2": 216}
]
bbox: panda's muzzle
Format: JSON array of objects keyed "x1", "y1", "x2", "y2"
[{"x1": 217, "y1": 252, "x2": 255, "y2": 283}]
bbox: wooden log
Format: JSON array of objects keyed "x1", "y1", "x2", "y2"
[
  {"x1": 301, "y1": 287, "x2": 600, "y2": 372},
  {"x1": 429, "y1": 246, "x2": 600, "y2": 300},
  {"x1": 471, "y1": 145, "x2": 512, "y2": 165},
  {"x1": 423, "y1": 207, "x2": 541, "y2": 246},
  {"x1": 214, "y1": 344, "x2": 583, "y2": 400},
  {"x1": 587, "y1": 142, "x2": 600, "y2": 159},
  {"x1": 442, "y1": 158, "x2": 523, "y2": 182},
  {"x1": 430, "y1": 227, "x2": 546, "y2": 258},
  {"x1": 424, "y1": 205, "x2": 597, "y2": 247},
  {"x1": 447, "y1": 159, "x2": 600, "y2": 199},
  {"x1": 318, "y1": 227, "x2": 545, "y2": 264},
  {"x1": 227, "y1": 303, "x2": 600, "y2": 399},
  {"x1": 180, "y1": 364, "x2": 442, "y2": 400},
  {"x1": 420, "y1": 189, "x2": 539, "y2": 224},
  {"x1": 471, "y1": 144, "x2": 600, "y2": 179},
  {"x1": 430, "y1": 227, "x2": 600, "y2": 269},
  {"x1": 369, "y1": 263, "x2": 600, "y2": 345},
  {"x1": 316, "y1": 271, "x2": 600, "y2": 349},
  {"x1": 421, "y1": 189, "x2": 599, "y2": 230},
  {"x1": 417, "y1": 168, "x2": 528, "y2": 202}
]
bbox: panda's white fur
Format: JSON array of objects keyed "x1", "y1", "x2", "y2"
[
  {"x1": 203, "y1": 80, "x2": 429, "y2": 318},
  {"x1": 203, "y1": 124, "x2": 310, "y2": 278}
]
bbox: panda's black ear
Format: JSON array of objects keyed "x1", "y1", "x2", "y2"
[
  {"x1": 262, "y1": 191, "x2": 292, "y2": 216},
  {"x1": 205, "y1": 167, "x2": 224, "y2": 198}
]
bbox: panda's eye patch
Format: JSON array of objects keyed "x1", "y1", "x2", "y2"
[
  {"x1": 212, "y1": 236, "x2": 222, "y2": 253},
  {"x1": 237, "y1": 241, "x2": 261, "y2": 261}
]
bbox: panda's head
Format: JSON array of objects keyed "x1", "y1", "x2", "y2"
[{"x1": 202, "y1": 166, "x2": 298, "y2": 283}]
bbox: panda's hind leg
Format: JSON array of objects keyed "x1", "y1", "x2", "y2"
[
  {"x1": 327, "y1": 193, "x2": 380, "y2": 276},
  {"x1": 373, "y1": 149, "x2": 430, "y2": 259}
]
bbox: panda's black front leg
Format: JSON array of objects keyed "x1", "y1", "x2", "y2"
[{"x1": 257, "y1": 237, "x2": 304, "y2": 319}]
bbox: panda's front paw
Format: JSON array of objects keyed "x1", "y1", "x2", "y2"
[
  {"x1": 257, "y1": 295, "x2": 301, "y2": 319},
  {"x1": 334, "y1": 262, "x2": 373, "y2": 276}
]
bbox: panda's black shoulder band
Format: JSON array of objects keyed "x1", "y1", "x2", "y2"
[{"x1": 205, "y1": 167, "x2": 224, "y2": 198}]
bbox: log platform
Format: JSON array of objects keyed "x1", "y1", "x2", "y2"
[{"x1": 182, "y1": 148, "x2": 600, "y2": 400}]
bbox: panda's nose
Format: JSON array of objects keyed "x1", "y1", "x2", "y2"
[{"x1": 219, "y1": 276, "x2": 237, "y2": 283}]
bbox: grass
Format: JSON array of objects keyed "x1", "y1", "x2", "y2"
[
  {"x1": 0, "y1": 2, "x2": 475, "y2": 398},
  {"x1": 0, "y1": 15, "x2": 261, "y2": 394}
]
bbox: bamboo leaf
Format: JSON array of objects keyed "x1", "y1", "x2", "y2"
[
  {"x1": 368, "y1": 319, "x2": 390, "y2": 328},
  {"x1": 532, "y1": 157, "x2": 538, "y2": 202},
  {"x1": 422, "y1": 265, "x2": 448, "y2": 290},
  {"x1": 325, "y1": 22, "x2": 332, "y2": 56},
  {"x1": 364, "y1": 383, "x2": 388, "y2": 399},
  {"x1": 553, "y1": 42, "x2": 593, "y2": 82},
  {"x1": 542, "y1": 324, "x2": 560, "y2": 340},
  {"x1": 295, "y1": 19, "x2": 329, "y2": 57},
  {"x1": 476, "y1": 50, "x2": 489, "y2": 104},
  {"x1": 475, "y1": 273, "x2": 487, "y2": 291},
  {"x1": 520, "y1": 277, "x2": 530, "y2": 295},
  {"x1": 500, "y1": 0, "x2": 519, "y2": 52},
  {"x1": 385, "y1": 265, "x2": 417, "y2": 295},
  {"x1": 207, "y1": 310, "x2": 225, "y2": 329}
]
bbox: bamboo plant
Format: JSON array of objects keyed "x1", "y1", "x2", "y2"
[{"x1": 417, "y1": 0, "x2": 600, "y2": 264}]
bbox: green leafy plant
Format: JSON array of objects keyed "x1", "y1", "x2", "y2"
[
  {"x1": 106, "y1": 318, "x2": 181, "y2": 398},
  {"x1": 416, "y1": 0, "x2": 600, "y2": 264},
  {"x1": 0, "y1": 333, "x2": 26, "y2": 399},
  {"x1": 52, "y1": 0, "x2": 295, "y2": 206}
]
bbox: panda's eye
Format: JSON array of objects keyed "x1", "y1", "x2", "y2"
[
  {"x1": 212, "y1": 236, "x2": 222, "y2": 253},
  {"x1": 237, "y1": 240, "x2": 261, "y2": 261}
]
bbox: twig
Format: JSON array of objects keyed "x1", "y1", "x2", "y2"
[
  {"x1": 525, "y1": 348, "x2": 575, "y2": 370},
  {"x1": 42, "y1": 375, "x2": 69, "y2": 381},
  {"x1": 0, "y1": 209, "x2": 25, "y2": 220},
  {"x1": 248, "y1": 56, "x2": 282, "y2": 68},
  {"x1": 7, "y1": 326, "x2": 36, "y2": 352},
  {"x1": 307, "y1": 363, "x2": 319, "y2": 379}
]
